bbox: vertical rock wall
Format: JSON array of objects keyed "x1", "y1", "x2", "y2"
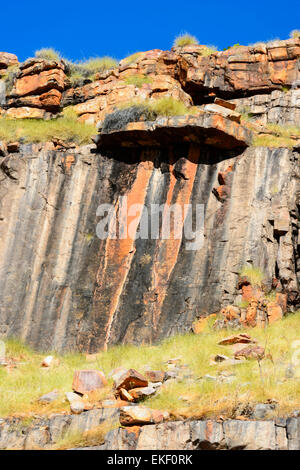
[{"x1": 0, "y1": 142, "x2": 299, "y2": 351}]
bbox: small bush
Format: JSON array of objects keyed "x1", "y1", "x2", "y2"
[
  {"x1": 173, "y1": 33, "x2": 199, "y2": 47},
  {"x1": 239, "y1": 265, "x2": 264, "y2": 287},
  {"x1": 102, "y1": 105, "x2": 157, "y2": 133},
  {"x1": 124, "y1": 74, "x2": 152, "y2": 88},
  {"x1": 35, "y1": 48, "x2": 61, "y2": 61},
  {"x1": 65, "y1": 56, "x2": 118, "y2": 85},
  {"x1": 290, "y1": 29, "x2": 300, "y2": 39},
  {"x1": 1, "y1": 64, "x2": 19, "y2": 94}
]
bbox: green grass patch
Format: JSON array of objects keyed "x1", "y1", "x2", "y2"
[
  {"x1": 0, "y1": 108, "x2": 96, "y2": 145},
  {"x1": 239, "y1": 265, "x2": 264, "y2": 287},
  {"x1": 252, "y1": 135, "x2": 295, "y2": 149},
  {"x1": 124, "y1": 74, "x2": 152, "y2": 88},
  {"x1": 118, "y1": 97, "x2": 195, "y2": 118}
]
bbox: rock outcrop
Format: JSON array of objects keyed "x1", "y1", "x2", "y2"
[
  {"x1": 0, "y1": 38, "x2": 299, "y2": 352},
  {"x1": 0, "y1": 407, "x2": 299, "y2": 450}
]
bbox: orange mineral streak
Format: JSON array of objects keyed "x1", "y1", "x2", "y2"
[
  {"x1": 151, "y1": 146, "x2": 199, "y2": 330},
  {"x1": 97, "y1": 161, "x2": 153, "y2": 350}
]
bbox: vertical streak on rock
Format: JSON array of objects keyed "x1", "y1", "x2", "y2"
[
  {"x1": 93, "y1": 161, "x2": 153, "y2": 350},
  {"x1": 151, "y1": 145, "x2": 199, "y2": 331}
]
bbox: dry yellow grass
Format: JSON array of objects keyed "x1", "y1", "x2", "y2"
[
  {"x1": 0, "y1": 311, "x2": 300, "y2": 420},
  {"x1": 52, "y1": 420, "x2": 117, "y2": 450},
  {"x1": 0, "y1": 108, "x2": 96, "y2": 145}
]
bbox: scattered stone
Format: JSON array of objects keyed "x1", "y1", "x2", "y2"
[
  {"x1": 213, "y1": 354, "x2": 229, "y2": 363},
  {"x1": 214, "y1": 97, "x2": 236, "y2": 111},
  {"x1": 285, "y1": 364, "x2": 295, "y2": 378},
  {"x1": 234, "y1": 345, "x2": 265, "y2": 360},
  {"x1": 267, "y1": 302, "x2": 283, "y2": 324},
  {"x1": 41, "y1": 356, "x2": 54, "y2": 367},
  {"x1": 145, "y1": 370, "x2": 166, "y2": 383},
  {"x1": 218, "y1": 333, "x2": 254, "y2": 346},
  {"x1": 72, "y1": 369, "x2": 107, "y2": 395},
  {"x1": 0, "y1": 141, "x2": 7, "y2": 157},
  {"x1": 38, "y1": 390, "x2": 59, "y2": 403},
  {"x1": 149, "y1": 382, "x2": 162, "y2": 390},
  {"x1": 65, "y1": 392, "x2": 85, "y2": 415},
  {"x1": 7, "y1": 142, "x2": 20, "y2": 153},
  {"x1": 164, "y1": 371, "x2": 178, "y2": 381},
  {"x1": 119, "y1": 388, "x2": 134, "y2": 402},
  {"x1": 119, "y1": 406, "x2": 168, "y2": 426},
  {"x1": 204, "y1": 103, "x2": 241, "y2": 123},
  {"x1": 166, "y1": 358, "x2": 181, "y2": 364},
  {"x1": 252, "y1": 403, "x2": 276, "y2": 420},
  {"x1": 114, "y1": 369, "x2": 148, "y2": 392},
  {"x1": 201, "y1": 374, "x2": 217, "y2": 382},
  {"x1": 120, "y1": 406, "x2": 153, "y2": 426},
  {"x1": 130, "y1": 386, "x2": 157, "y2": 401}
]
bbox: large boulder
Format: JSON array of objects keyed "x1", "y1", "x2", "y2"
[{"x1": 72, "y1": 370, "x2": 107, "y2": 395}]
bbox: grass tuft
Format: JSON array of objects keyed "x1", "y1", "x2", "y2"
[
  {"x1": 173, "y1": 33, "x2": 199, "y2": 47},
  {"x1": 239, "y1": 265, "x2": 264, "y2": 287},
  {"x1": 290, "y1": 29, "x2": 300, "y2": 39},
  {"x1": 66, "y1": 57, "x2": 118, "y2": 85},
  {"x1": 35, "y1": 48, "x2": 61, "y2": 61},
  {"x1": 52, "y1": 420, "x2": 117, "y2": 450},
  {"x1": 124, "y1": 74, "x2": 152, "y2": 88}
]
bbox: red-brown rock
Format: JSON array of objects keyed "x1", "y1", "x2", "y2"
[
  {"x1": 114, "y1": 369, "x2": 148, "y2": 391},
  {"x1": 218, "y1": 333, "x2": 254, "y2": 346},
  {"x1": 145, "y1": 370, "x2": 166, "y2": 383},
  {"x1": 234, "y1": 345, "x2": 265, "y2": 360},
  {"x1": 72, "y1": 369, "x2": 107, "y2": 395}
]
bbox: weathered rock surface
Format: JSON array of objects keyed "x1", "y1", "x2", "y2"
[
  {"x1": 0, "y1": 142, "x2": 299, "y2": 351},
  {"x1": 72, "y1": 370, "x2": 107, "y2": 394},
  {"x1": 98, "y1": 417, "x2": 299, "y2": 450}
]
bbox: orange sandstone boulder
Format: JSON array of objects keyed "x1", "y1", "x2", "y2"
[{"x1": 72, "y1": 369, "x2": 107, "y2": 395}]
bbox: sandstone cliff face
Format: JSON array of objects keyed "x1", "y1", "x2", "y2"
[{"x1": 0, "y1": 40, "x2": 299, "y2": 351}]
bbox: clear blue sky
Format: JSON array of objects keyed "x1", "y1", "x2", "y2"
[{"x1": 2, "y1": 0, "x2": 299, "y2": 62}]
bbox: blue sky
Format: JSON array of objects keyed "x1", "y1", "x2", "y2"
[{"x1": 2, "y1": 0, "x2": 299, "y2": 62}]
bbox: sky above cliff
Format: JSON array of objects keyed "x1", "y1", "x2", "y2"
[{"x1": 2, "y1": 0, "x2": 299, "y2": 62}]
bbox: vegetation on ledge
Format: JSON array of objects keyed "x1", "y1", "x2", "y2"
[
  {"x1": 0, "y1": 312, "x2": 299, "y2": 420},
  {"x1": 0, "y1": 108, "x2": 96, "y2": 145}
]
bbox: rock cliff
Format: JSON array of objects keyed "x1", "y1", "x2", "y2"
[{"x1": 0, "y1": 39, "x2": 299, "y2": 352}]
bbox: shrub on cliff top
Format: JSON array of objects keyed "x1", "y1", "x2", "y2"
[
  {"x1": 35, "y1": 48, "x2": 61, "y2": 61},
  {"x1": 290, "y1": 29, "x2": 300, "y2": 39},
  {"x1": 173, "y1": 33, "x2": 199, "y2": 47},
  {"x1": 79, "y1": 56, "x2": 118, "y2": 73},
  {"x1": 102, "y1": 105, "x2": 157, "y2": 133},
  {"x1": 65, "y1": 56, "x2": 118, "y2": 86}
]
